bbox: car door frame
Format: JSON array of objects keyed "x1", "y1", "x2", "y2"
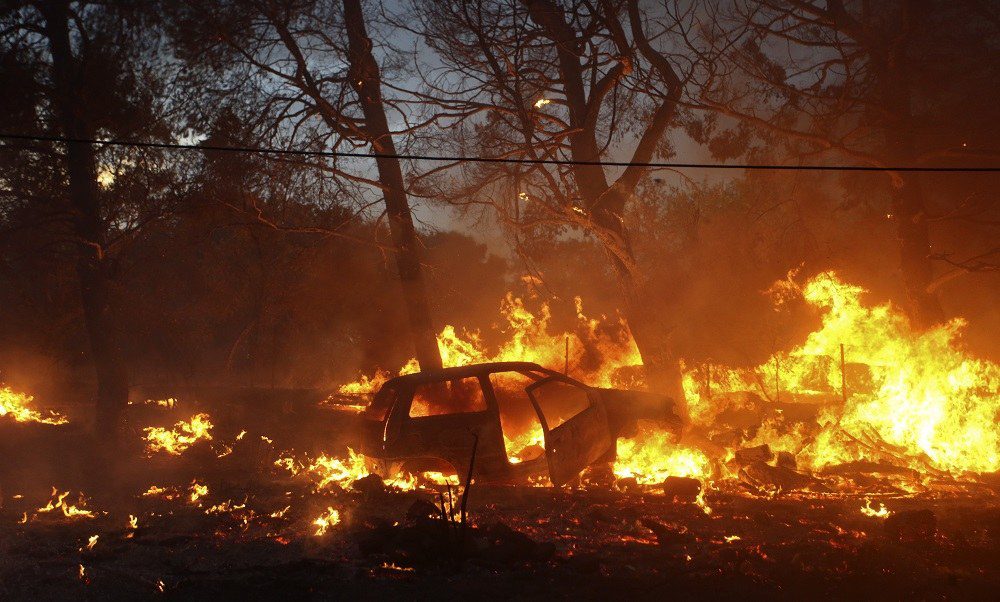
[{"x1": 524, "y1": 375, "x2": 613, "y2": 485}]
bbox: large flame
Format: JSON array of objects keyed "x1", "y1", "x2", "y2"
[
  {"x1": 337, "y1": 272, "x2": 999, "y2": 485},
  {"x1": 0, "y1": 385, "x2": 68, "y2": 425},
  {"x1": 685, "y1": 271, "x2": 1000, "y2": 476},
  {"x1": 339, "y1": 294, "x2": 641, "y2": 397}
]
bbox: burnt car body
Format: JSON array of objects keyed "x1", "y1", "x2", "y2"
[{"x1": 358, "y1": 362, "x2": 681, "y2": 485}]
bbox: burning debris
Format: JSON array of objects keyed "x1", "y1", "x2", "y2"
[
  {"x1": 33, "y1": 488, "x2": 97, "y2": 521},
  {"x1": 0, "y1": 385, "x2": 68, "y2": 425},
  {"x1": 142, "y1": 413, "x2": 214, "y2": 456},
  {"x1": 0, "y1": 206, "x2": 996, "y2": 597}
]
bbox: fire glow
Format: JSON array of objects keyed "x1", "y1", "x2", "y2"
[
  {"x1": 338, "y1": 272, "x2": 999, "y2": 487},
  {"x1": 0, "y1": 385, "x2": 68, "y2": 425},
  {"x1": 143, "y1": 413, "x2": 214, "y2": 455}
]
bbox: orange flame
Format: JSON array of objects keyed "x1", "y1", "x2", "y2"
[{"x1": 0, "y1": 385, "x2": 68, "y2": 425}]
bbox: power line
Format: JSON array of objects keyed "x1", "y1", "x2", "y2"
[{"x1": 2, "y1": 132, "x2": 999, "y2": 173}]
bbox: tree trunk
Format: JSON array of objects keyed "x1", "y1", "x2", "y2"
[
  {"x1": 889, "y1": 176, "x2": 945, "y2": 327},
  {"x1": 342, "y1": 0, "x2": 443, "y2": 371},
  {"x1": 591, "y1": 205, "x2": 685, "y2": 404},
  {"x1": 40, "y1": 0, "x2": 129, "y2": 442},
  {"x1": 522, "y1": 0, "x2": 684, "y2": 401},
  {"x1": 879, "y1": 1, "x2": 945, "y2": 328}
]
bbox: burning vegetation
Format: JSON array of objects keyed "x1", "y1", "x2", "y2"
[
  {"x1": 1, "y1": 0, "x2": 999, "y2": 598},
  {"x1": 3, "y1": 271, "x2": 999, "y2": 597}
]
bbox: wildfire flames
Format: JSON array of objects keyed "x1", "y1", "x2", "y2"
[
  {"x1": 4, "y1": 271, "x2": 997, "y2": 559},
  {"x1": 683, "y1": 272, "x2": 1000, "y2": 477},
  {"x1": 35, "y1": 488, "x2": 96, "y2": 520},
  {"x1": 334, "y1": 271, "x2": 999, "y2": 489},
  {"x1": 143, "y1": 413, "x2": 214, "y2": 455},
  {"x1": 0, "y1": 385, "x2": 68, "y2": 425}
]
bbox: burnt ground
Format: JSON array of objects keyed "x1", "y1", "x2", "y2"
[
  {"x1": 2, "y1": 403, "x2": 1000, "y2": 600},
  {"x1": 3, "y1": 482, "x2": 1000, "y2": 600}
]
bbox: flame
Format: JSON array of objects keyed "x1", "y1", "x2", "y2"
[
  {"x1": 614, "y1": 426, "x2": 712, "y2": 484},
  {"x1": 276, "y1": 448, "x2": 417, "y2": 491},
  {"x1": 86, "y1": 535, "x2": 99, "y2": 550},
  {"x1": 188, "y1": 481, "x2": 209, "y2": 504},
  {"x1": 0, "y1": 385, "x2": 68, "y2": 425},
  {"x1": 686, "y1": 271, "x2": 1000, "y2": 476},
  {"x1": 860, "y1": 498, "x2": 892, "y2": 518},
  {"x1": 335, "y1": 271, "x2": 999, "y2": 491},
  {"x1": 36, "y1": 487, "x2": 95, "y2": 519},
  {"x1": 143, "y1": 413, "x2": 214, "y2": 455},
  {"x1": 534, "y1": 98, "x2": 552, "y2": 108},
  {"x1": 312, "y1": 507, "x2": 340, "y2": 536}
]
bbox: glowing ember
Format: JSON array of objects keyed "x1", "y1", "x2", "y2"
[
  {"x1": 143, "y1": 413, "x2": 214, "y2": 455},
  {"x1": 36, "y1": 487, "x2": 95, "y2": 519},
  {"x1": 860, "y1": 498, "x2": 892, "y2": 518},
  {"x1": 0, "y1": 385, "x2": 68, "y2": 425},
  {"x1": 312, "y1": 507, "x2": 340, "y2": 536},
  {"x1": 142, "y1": 485, "x2": 172, "y2": 498},
  {"x1": 188, "y1": 481, "x2": 209, "y2": 504},
  {"x1": 205, "y1": 499, "x2": 246, "y2": 514},
  {"x1": 86, "y1": 535, "x2": 99, "y2": 550}
]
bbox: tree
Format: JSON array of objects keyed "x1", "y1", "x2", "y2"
[
  {"x1": 167, "y1": 0, "x2": 443, "y2": 370},
  {"x1": 676, "y1": 0, "x2": 1000, "y2": 327},
  {"x1": 1, "y1": 1, "x2": 181, "y2": 444},
  {"x1": 400, "y1": 0, "x2": 689, "y2": 399}
]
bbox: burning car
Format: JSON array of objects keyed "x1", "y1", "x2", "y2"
[{"x1": 358, "y1": 361, "x2": 681, "y2": 485}]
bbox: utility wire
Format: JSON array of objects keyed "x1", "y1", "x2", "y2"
[{"x1": 2, "y1": 132, "x2": 999, "y2": 173}]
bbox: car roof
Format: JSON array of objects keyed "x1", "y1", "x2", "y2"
[{"x1": 382, "y1": 361, "x2": 570, "y2": 387}]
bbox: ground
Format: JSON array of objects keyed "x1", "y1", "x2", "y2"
[
  {"x1": 2, "y1": 403, "x2": 999, "y2": 601},
  {"x1": 2, "y1": 483, "x2": 999, "y2": 601}
]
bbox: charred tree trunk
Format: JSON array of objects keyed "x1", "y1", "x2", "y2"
[
  {"x1": 522, "y1": 0, "x2": 683, "y2": 401},
  {"x1": 40, "y1": 0, "x2": 129, "y2": 443},
  {"x1": 889, "y1": 175, "x2": 944, "y2": 327},
  {"x1": 591, "y1": 205, "x2": 684, "y2": 404},
  {"x1": 343, "y1": 0, "x2": 442, "y2": 371},
  {"x1": 878, "y1": 2, "x2": 945, "y2": 328}
]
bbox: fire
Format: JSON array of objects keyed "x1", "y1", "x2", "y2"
[
  {"x1": 143, "y1": 413, "x2": 214, "y2": 455},
  {"x1": 686, "y1": 271, "x2": 1000, "y2": 476},
  {"x1": 614, "y1": 426, "x2": 712, "y2": 484},
  {"x1": 0, "y1": 385, "x2": 68, "y2": 425},
  {"x1": 340, "y1": 294, "x2": 641, "y2": 398},
  {"x1": 276, "y1": 448, "x2": 417, "y2": 491},
  {"x1": 36, "y1": 487, "x2": 95, "y2": 519},
  {"x1": 504, "y1": 423, "x2": 545, "y2": 464},
  {"x1": 312, "y1": 507, "x2": 340, "y2": 536},
  {"x1": 860, "y1": 498, "x2": 891, "y2": 518},
  {"x1": 86, "y1": 535, "x2": 99, "y2": 550},
  {"x1": 334, "y1": 271, "x2": 998, "y2": 491},
  {"x1": 188, "y1": 481, "x2": 209, "y2": 504}
]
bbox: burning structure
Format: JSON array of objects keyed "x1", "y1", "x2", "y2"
[{"x1": 1, "y1": 0, "x2": 999, "y2": 599}]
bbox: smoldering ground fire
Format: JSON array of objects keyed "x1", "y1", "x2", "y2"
[{"x1": 1, "y1": 0, "x2": 999, "y2": 599}]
